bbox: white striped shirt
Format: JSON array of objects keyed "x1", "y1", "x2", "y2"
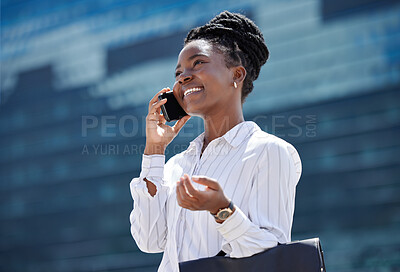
[{"x1": 130, "y1": 121, "x2": 302, "y2": 272}]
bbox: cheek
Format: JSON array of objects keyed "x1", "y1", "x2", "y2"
[{"x1": 202, "y1": 68, "x2": 230, "y2": 89}]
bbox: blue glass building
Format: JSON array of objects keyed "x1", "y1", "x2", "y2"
[{"x1": 1, "y1": 0, "x2": 400, "y2": 271}]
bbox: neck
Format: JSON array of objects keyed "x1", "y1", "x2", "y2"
[{"x1": 203, "y1": 110, "x2": 244, "y2": 148}]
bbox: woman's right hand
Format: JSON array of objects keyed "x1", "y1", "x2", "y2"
[{"x1": 144, "y1": 88, "x2": 191, "y2": 155}]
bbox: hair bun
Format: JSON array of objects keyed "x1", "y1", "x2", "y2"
[
  {"x1": 185, "y1": 11, "x2": 269, "y2": 81},
  {"x1": 184, "y1": 11, "x2": 269, "y2": 102}
]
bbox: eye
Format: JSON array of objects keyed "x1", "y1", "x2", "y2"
[
  {"x1": 194, "y1": 59, "x2": 204, "y2": 66},
  {"x1": 175, "y1": 71, "x2": 181, "y2": 78}
]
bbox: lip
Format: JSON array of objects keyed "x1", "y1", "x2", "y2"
[{"x1": 181, "y1": 86, "x2": 204, "y2": 99}]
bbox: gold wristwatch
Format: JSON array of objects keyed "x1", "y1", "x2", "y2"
[{"x1": 211, "y1": 201, "x2": 235, "y2": 221}]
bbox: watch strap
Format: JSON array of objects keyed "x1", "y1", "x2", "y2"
[{"x1": 211, "y1": 201, "x2": 234, "y2": 220}]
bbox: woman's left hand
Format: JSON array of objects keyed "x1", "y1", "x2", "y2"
[{"x1": 176, "y1": 174, "x2": 230, "y2": 214}]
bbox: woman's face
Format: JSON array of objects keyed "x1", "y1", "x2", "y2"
[{"x1": 174, "y1": 39, "x2": 238, "y2": 117}]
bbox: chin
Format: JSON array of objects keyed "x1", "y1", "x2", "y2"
[
  {"x1": 184, "y1": 104, "x2": 208, "y2": 118},
  {"x1": 184, "y1": 107, "x2": 203, "y2": 118},
  {"x1": 183, "y1": 101, "x2": 200, "y2": 115},
  {"x1": 184, "y1": 101, "x2": 218, "y2": 119}
]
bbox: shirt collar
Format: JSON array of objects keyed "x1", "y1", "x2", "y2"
[
  {"x1": 186, "y1": 132, "x2": 205, "y2": 154},
  {"x1": 186, "y1": 121, "x2": 261, "y2": 154},
  {"x1": 221, "y1": 121, "x2": 261, "y2": 147}
]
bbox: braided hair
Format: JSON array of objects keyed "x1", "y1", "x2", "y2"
[{"x1": 185, "y1": 11, "x2": 269, "y2": 103}]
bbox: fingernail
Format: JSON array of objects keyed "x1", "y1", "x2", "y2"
[{"x1": 192, "y1": 176, "x2": 199, "y2": 181}]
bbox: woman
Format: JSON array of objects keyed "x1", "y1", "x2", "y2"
[{"x1": 129, "y1": 11, "x2": 302, "y2": 272}]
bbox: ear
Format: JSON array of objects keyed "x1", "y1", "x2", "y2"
[{"x1": 232, "y1": 66, "x2": 246, "y2": 86}]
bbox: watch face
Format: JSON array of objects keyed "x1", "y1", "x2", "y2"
[{"x1": 218, "y1": 210, "x2": 230, "y2": 220}]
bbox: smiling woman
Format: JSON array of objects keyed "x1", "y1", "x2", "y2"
[
  {"x1": 174, "y1": 39, "x2": 241, "y2": 118},
  {"x1": 129, "y1": 11, "x2": 302, "y2": 272}
]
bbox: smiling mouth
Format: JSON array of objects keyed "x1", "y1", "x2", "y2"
[{"x1": 183, "y1": 87, "x2": 204, "y2": 97}]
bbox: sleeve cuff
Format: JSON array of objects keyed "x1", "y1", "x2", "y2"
[
  {"x1": 140, "y1": 154, "x2": 165, "y2": 179},
  {"x1": 215, "y1": 206, "x2": 252, "y2": 242}
]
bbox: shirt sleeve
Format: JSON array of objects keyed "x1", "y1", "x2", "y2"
[
  {"x1": 215, "y1": 140, "x2": 302, "y2": 258},
  {"x1": 129, "y1": 154, "x2": 171, "y2": 253}
]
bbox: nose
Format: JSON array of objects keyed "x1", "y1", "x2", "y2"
[{"x1": 178, "y1": 72, "x2": 192, "y2": 85}]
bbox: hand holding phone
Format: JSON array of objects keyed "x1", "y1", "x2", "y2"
[
  {"x1": 144, "y1": 88, "x2": 190, "y2": 155},
  {"x1": 158, "y1": 91, "x2": 188, "y2": 122}
]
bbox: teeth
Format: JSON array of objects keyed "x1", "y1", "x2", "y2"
[{"x1": 184, "y1": 87, "x2": 203, "y2": 97}]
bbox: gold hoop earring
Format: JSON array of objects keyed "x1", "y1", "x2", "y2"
[{"x1": 233, "y1": 82, "x2": 237, "y2": 88}]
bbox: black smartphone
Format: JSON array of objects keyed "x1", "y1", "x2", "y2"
[{"x1": 158, "y1": 91, "x2": 188, "y2": 122}]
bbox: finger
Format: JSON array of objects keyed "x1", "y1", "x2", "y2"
[
  {"x1": 153, "y1": 98, "x2": 166, "y2": 117},
  {"x1": 177, "y1": 179, "x2": 192, "y2": 203},
  {"x1": 148, "y1": 88, "x2": 169, "y2": 112},
  {"x1": 179, "y1": 178, "x2": 198, "y2": 210},
  {"x1": 176, "y1": 181, "x2": 185, "y2": 206},
  {"x1": 149, "y1": 88, "x2": 169, "y2": 107},
  {"x1": 172, "y1": 115, "x2": 191, "y2": 134},
  {"x1": 159, "y1": 113, "x2": 167, "y2": 125},
  {"x1": 177, "y1": 190, "x2": 193, "y2": 209},
  {"x1": 191, "y1": 176, "x2": 220, "y2": 190},
  {"x1": 148, "y1": 98, "x2": 167, "y2": 115},
  {"x1": 147, "y1": 115, "x2": 166, "y2": 128},
  {"x1": 183, "y1": 174, "x2": 199, "y2": 197}
]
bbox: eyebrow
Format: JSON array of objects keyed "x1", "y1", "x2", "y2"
[{"x1": 175, "y1": 53, "x2": 209, "y2": 70}]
